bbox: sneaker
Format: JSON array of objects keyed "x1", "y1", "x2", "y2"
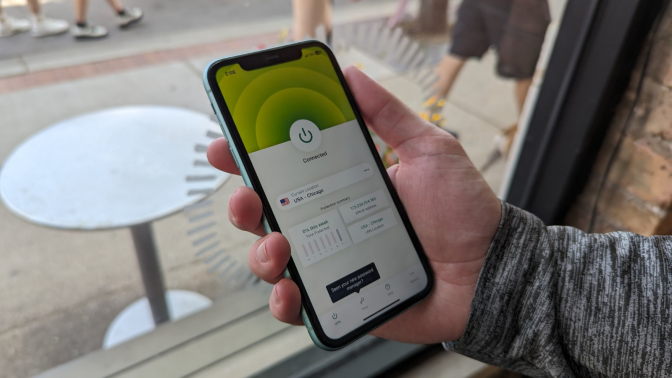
[
  {"x1": 0, "y1": 14, "x2": 30, "y2": 38},
  {"x1": 116, "y1": 7, "x2": 142, "y2": 28},
  {"x1": 31, "y1": 14, "x2": 69, "y2": 37},
  {"x1": 479, "y1": 124, "x2": 518, "y2": 172},
  {"x1": 71, "y1": 24, "x2": 108, "y2": 39}
]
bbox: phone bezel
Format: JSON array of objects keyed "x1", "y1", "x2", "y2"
[{"x1": 205, "y1": 41, "x2": 433, "y2": 349}]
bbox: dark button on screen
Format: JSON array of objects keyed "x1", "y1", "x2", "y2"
[{"x1": 326, "y1": 263, "x2": 380, "y2": 303}]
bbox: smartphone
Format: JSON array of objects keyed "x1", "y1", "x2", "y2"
[{"x1": 203, "y1": 41, "x2": 433, "y2": 350}]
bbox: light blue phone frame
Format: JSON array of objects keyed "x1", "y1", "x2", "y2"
[
  {"x1": 202, "y1": 46, "x2": 331, "y2": 350},
  {"x1": 202, "y1": 41, "x2": 433, "y2": 351}
]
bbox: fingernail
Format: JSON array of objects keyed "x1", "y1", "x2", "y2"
[
  {"x1": 257, "y1": 241, "x2": 270, "y2": 263},
  {"x1": 272, "y1": 285, "x2": 281, "y2": 305},
  {"x1": 229, "y1": 192, "x2": 238, "y2": 223}
]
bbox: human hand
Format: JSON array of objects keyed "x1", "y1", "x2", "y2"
[{"x1": 207, "y1": 66, "x2": 501, "y2": 344}]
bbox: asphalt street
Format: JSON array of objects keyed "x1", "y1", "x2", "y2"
[{"x1": 0, "y1": 0, "x2": 391, "y2": 60}]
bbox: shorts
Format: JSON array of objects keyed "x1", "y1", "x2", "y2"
[{"x1": 449, "y1": 0, "x2": 551, "y2": 79}]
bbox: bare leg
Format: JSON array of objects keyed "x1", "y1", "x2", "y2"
[
  {"x1": 322, "y1": 0, "x2": 332, "y2": 33},
  {"x1": 432, "y1": 54, "x2": 467, "y2": 98},
  {"x1": 420, "y1": 54, "x2": 465, "y2": 132},
  {"x1": 26, "y1": 0, "x2": 42, "y2": 15},
  {"x1": 496, "y1": 78, "x2": 533, "y2": 160},
  {"x1": 292, "y1": 0, "x2": 329, "y2": 41},
  {"x1": 514, "y1": 78, "x2": 533, "y2": 114},
  {"x1": 106, "y1": 0, "x2": 125, "y2": 13},
  {"x1": 74, "y1": 0, "x2": 88, "y2": 23},
  {"x1": 0, "y1": 0, "x2": 44, "y2": 16}
]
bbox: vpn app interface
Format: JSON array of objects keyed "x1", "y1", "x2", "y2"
[{"x1": 217, "y1": 47, "x2": 427, "y2": 339}]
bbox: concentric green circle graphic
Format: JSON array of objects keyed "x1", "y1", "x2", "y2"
[
  {"x1": 256, "y1": 88, "x2": 346, "y2": 150},
  {"x1": 219, "y1": 49, "x2": 355, "y2": 153}
]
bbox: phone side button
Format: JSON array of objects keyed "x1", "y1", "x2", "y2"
[
  {"x1": 229, "y1": 146, "x2": 240, "y2": 168},
  {"x1": 221, "y1": 127, "x2": 229, "y2": 143}
]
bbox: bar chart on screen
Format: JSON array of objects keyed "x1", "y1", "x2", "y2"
[{"x1": 288, "y1": 209, "x2": 352, "y2": 267}]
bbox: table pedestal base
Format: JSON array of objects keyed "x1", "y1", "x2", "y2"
[{"x1": 103, "y1": 290, "x2": 212, "y2": 349}]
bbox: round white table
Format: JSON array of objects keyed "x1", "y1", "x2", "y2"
[{"x1": 0, "y1": 106, "x2": 229, "y2": 347}]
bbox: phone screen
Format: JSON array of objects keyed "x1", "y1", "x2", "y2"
[{"x1": 215, "y1": 46, "x2": 429, "y2": 340}]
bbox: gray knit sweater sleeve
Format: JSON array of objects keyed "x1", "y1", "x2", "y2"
[{"x1": 445, "y1": 202, "x2": 672, "y2": 377}]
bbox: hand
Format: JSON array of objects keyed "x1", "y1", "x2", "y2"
[{"x1": 207, "y1": 66, "x2": 501, "y2": 344}]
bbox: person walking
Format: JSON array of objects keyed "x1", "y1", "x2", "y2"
[
  {"x1": 0, "y1": 0, "x2": 68, "y2": 38},
  {"x1": 292, "y1": 0, "x2": 333, "y2": 44},
  {"x1": 207, "y1": 66, "x2": 672, "y2": 377},
  {"x1": 421, "y1": 0, "x2": 550, "y2": 167},
  {"x1": 70, "y1": 0, "x2": 142, "y2": 39}
]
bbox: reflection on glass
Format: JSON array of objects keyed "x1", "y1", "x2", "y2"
[{"x1": 0, "y1": 0, "x2": 567, "y2": 376}]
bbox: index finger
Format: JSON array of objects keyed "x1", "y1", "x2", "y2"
[
  {"x1": 342, "y1": 65, "x2": 444, "y2": 150},
  {"x1": 207, "y1": 137, "x2": 241, "y2": 175}
]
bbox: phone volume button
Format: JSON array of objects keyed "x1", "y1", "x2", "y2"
[{"x1": 229, "y1": 147, "x2": 240, "y2": 168}]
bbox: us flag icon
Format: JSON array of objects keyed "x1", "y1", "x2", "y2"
[{"x1": 280, "y1": 197, "x2": 290, "y2": 206}]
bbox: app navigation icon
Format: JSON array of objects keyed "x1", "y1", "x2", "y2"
[{"x1": 290, "y1": 119, "x2": 321, "y2": 152}]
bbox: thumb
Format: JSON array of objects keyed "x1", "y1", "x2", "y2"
[
  {"x1": 387, "y1": 164, "x2": 399, "y2": 187},
  {"x1": 343, "y1": 66, "x2": 444, "y2": 152}
]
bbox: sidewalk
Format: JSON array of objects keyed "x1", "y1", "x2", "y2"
[{"x1": 0, "y1": 7, "x2": 512, "y2": 377}]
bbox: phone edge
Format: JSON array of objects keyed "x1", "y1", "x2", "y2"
[
  {"x1": 202, "y1": 58, "x2": 335, "y2": 351},
  {"x1": 202, "y1": 42, "x2": 433, "y2": 350}
]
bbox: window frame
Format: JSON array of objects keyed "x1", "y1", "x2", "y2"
[
  {"x1": 37, "y1": 0, "x2": 666, "y2": 375},
  {"x1": 504, "y1": 0, "x2": 666, "y2": 224}
]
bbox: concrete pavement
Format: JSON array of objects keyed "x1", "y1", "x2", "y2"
[
  {"x1": 0, "y1": 0, "x2": 395, "y2": 61},
  {"x1": 0, "y1": 0, "x2": 398, "y2": 76}
]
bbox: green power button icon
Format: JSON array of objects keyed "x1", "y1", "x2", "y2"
[
  {"x1": 299, "y1": 128, "x2": 313, "y2": 143},
  {"x1": 290, "y1": 119, "x2": 321, "y2": 152}
]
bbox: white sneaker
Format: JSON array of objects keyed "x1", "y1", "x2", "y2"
[
  {"x1": 0, "y1": 13, "x2": 30, "y2": 38},
  {"x1": 30, "y1": 14, "x2": 69, "y2": 37},
  {"x1": 71, "y1": 24, "x2": 108, "y2": 39},
  {"x1": 116, "y1": 7, "x2": 142, "y2": 28}
]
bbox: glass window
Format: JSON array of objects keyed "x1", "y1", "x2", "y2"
[{"x1": 0, "y1": 0, "x2": 570, "y2": 376}]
